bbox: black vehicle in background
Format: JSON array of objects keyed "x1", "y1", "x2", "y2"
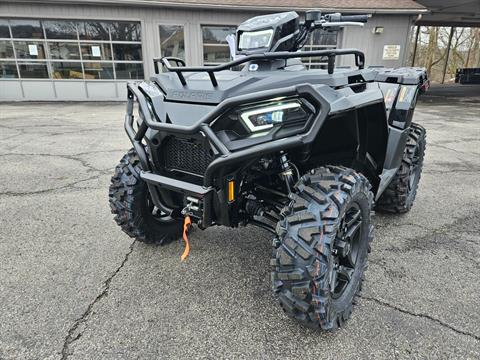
[
  {"x1": 456, "y1": 67, "x2": 480, "y2": 84},
  {"x1": 109, "y1": 10, "x2": 427, "y2": 330}
]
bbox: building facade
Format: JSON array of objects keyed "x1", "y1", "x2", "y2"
[{"x1": 0, "y1": 0, "x2": 426, "y2": 101}]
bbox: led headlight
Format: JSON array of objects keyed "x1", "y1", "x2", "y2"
[
  {"x1": 238, "y1": 29, "x2": 274, "y2": 50},
  {"x1": 240, "y1": 101, "x2": 306, "y2": 133}
]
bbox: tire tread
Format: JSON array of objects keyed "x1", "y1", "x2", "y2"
[{"x1": 272, "y1": 166, "x2": 373, "y2": 330}]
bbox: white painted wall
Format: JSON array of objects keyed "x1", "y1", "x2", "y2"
[{"x1": 340, "y1": 14, "x2": 415, "y2": 68}]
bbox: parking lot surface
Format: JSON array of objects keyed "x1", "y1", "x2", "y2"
[{"x1": 1, "y1": 85, "x2": 479, "y2": 359}]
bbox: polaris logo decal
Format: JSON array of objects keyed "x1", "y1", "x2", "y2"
[{"x1": 168, "y1": 90, "x2": 216, "y2": 102}]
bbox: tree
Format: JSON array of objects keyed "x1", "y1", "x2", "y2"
[{"x1": 410, "y1": 26, "x2": 480, "y2": 83}]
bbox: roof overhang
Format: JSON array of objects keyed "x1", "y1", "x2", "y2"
[
  {"x1": 415, "y1": 0, "x2": 480, "y2": 27},
  {"x1": 3, "y1": 0, "x2": 429, "y2": 15}
]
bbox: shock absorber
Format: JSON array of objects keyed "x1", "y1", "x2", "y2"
[{"x1": 279, "y1": 152, "x2": 295, "y2": 194}]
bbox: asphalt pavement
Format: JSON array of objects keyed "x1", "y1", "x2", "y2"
[{"x1": 0, "y1": 84, "x2": 479, "y2": 359}]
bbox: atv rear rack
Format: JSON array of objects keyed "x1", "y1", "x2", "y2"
[{"x1": 154, "y1": 49, "x2": 365, "y2": 87}]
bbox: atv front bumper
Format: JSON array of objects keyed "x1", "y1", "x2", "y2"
[{"x1": 125, "y1": 82, "x2": 329, "y2": 226}]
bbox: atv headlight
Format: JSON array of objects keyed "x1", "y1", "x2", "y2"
[
  {"x1": 240, "y1": 100, "x2": 306, "y2": 133},
  {"x1": 238, "y1": 29, "x2": 274, "y2": 51}
]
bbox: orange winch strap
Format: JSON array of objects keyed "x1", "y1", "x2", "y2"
[{"x1": 181, "y1": 216, "x2": 192, "y2": 261}]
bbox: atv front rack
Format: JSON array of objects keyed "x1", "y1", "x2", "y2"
[{"x1": 154, "y1": 48, "x2": 365, "y2": 87}]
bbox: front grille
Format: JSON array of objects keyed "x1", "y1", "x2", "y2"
[{"x1": 163, "y1": 137, "x2": 214, "y2": 176}]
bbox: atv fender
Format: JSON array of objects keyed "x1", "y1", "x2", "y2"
[{"x1": 376, "y1": 126, "x2": 409, "y2": 199}]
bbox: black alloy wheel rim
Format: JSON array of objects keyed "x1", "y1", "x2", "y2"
[{"x1": 331, "y1": 203, "x2": 363, "y2": 299}]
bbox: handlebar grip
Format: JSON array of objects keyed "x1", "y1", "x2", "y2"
[{"x1": 340, "y1": 15, "x2": 369, "y2": 23}]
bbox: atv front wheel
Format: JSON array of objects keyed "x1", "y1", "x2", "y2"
[
  {"x1": 272, "y1": 166, "x2": 373, "y2": 330},
  {"x1": 376, "y1": 123, "x2": 426, "y2": 213},
  {"x1": 109, "y1": 148, "x2": 183, "y2": 244}
]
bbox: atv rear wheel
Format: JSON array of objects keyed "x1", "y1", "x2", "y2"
[
  {"x1": 109, "y1": 148, "x2": 183, "y2": 244},
  {"x1": 272, "y1": 166, "x2": 373, "y2": 330},
  {"x1": 376, "y1": 123, "x2": 426, "y2": 213}
]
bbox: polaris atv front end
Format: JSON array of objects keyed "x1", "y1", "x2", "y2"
[{"x1": 109, "y1": 9, "x2": 427, "y2": 331}]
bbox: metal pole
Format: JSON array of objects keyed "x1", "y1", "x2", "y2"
[
  {"x1": 442, "y1": 26, "x2": 455, "y2": 84},
  {"x1": 411, "y1": 25, "x2": 420, "y2": 67}
]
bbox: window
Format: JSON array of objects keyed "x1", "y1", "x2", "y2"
[
  {"x1": 112, "y1": 43, "x2": 142, "y2": 61},
  {"x1": 301, "y1": 29, "x2": 338, "y2": 69},
  {"x1": 159, "y1": 25, "x2": 185, "y2": 59},
  {"x1": 14, "y1": 41, "x2": 46, "y2": 59},
  {"x1": 0, "y1": 19, "x2": 10, "y2": 38},
  {"x1": 80, "y1": 43, "x2": 111, "y2": 61},
  {"x1": 0, "y1": 19, "x2": 144, "y2": 80},
  {"x1": 111, "y1": 22, "x2": 141, "y2": 41},
  {"x1": 44, "y1": 21, "x2": 77, "y2": 40},
  {"x1": 83, "y1": 62, "x2": 114, "y2": 79},
  {"x1": 115, "y1": 62, "x2": 144, "y2": 79},
  {"x1": 18, "y1": 62, "x2": 48, "y2": 78},
  {"x1": 0, "y1": 41, "x2": 14, "y2": 58},
  {"x1": 49, "y1": 42, "x2": 80, "y2": 60},
  {"x1": 0, "y1": 62, "x2": 17, "y2": 78},
  {"x1": 52, "y1": 62, "x2": 83, "y2": 79},
  {"x1": 10, "y1": 20, "x2": 44, "y2": 39},
  {"x1": 78, "y1": 21, "x2": 110, "y2": 41},
  {"x1": 202, "y1": 25, "x2": 236, "y2": 65}
]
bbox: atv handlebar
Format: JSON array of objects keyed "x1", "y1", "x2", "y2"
[
  {"x1": 296, "y1": 12, "x2": 370, "y2": 51},
  {"x1": 327, "y1": 14, "x2": 369, "y2": 23}
]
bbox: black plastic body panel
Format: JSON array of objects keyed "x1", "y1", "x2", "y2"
[
  {"x1": 383, "y1": 126, "x2": 408, "y2": 170},
  {"x1": 378, "y1": 83, "x2": 419, "y2": 130}
]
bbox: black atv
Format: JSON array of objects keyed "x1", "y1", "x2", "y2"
[{"x1": 109, "y1": 10, "x2": 427, "y2": 330}]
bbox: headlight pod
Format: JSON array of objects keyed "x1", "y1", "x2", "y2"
[
  {"x1": 210, "y1": 97, "x2": 315, "y2": 148},
  {"x1": 239, "y1": 99, "x2": 310, "y2": 133},
  {"x1": 238, "y1": 29, "x2": 274, "y2": 51}
]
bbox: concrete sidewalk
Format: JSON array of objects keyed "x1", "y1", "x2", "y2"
[{"x1": 0, "y1": 93, "x2": 479, "y2": 359}]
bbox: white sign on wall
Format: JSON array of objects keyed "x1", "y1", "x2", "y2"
[
  {"x1": 91, "y1": 46, "x2": 101, "y2": 57},
  {"x1": 28, "y1": 44, "x2": 38, "y2": 56},
  {"x1": 382, "y1": 45, "x2": 401, "y2": 60}
]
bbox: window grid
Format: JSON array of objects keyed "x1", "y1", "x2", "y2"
[{"x1": 0, "y1": 19, "x2": 144, "y2": 80}]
